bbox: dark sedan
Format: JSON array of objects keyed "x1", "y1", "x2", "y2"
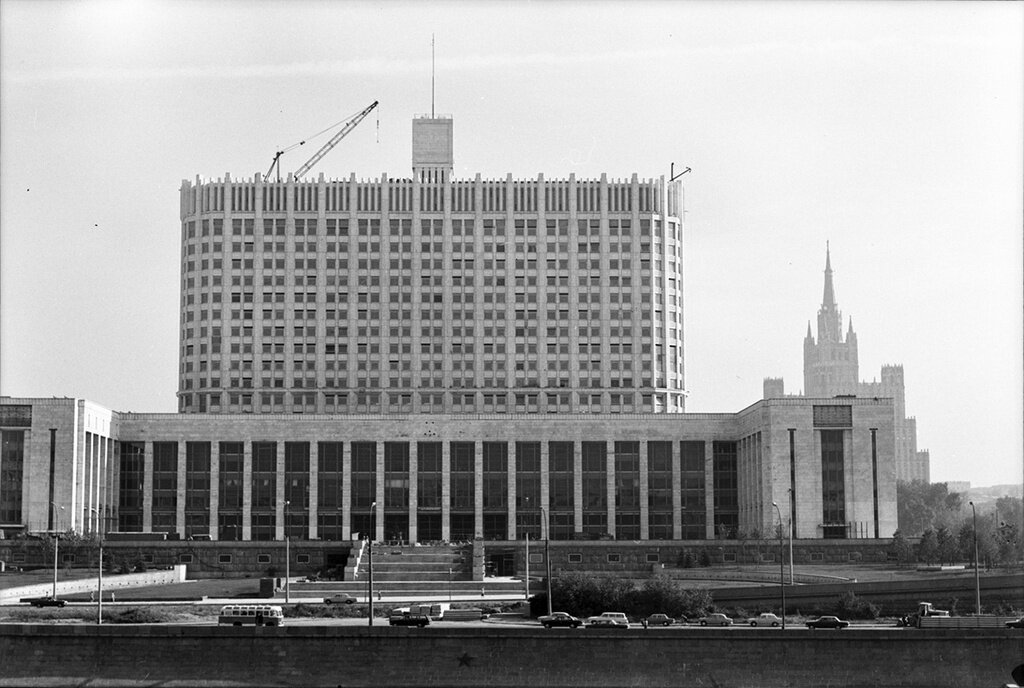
[
  {"x1": 27, "y1": 596, "x2": 67, "y2": 608},
  {"x1": 805, "y1": 615, "x2": 849, "y2": 629},
  {"x1": 389, "y1": 613, "x2": 430, "y2": 628},
  {"x1": 538, "y1": 612, "x2": 582, "y2": 628},
  {"x1": 1005, "y1": 618, "x2": 1024, "y2": 629}
]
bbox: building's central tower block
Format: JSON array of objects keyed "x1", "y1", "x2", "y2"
[{"x1": 412, "y1": 116, "x2": 453, "y2": 183}]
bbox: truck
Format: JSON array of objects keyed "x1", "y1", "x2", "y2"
[{"x1": 898, "y1": 601, "x2": 1014, "y2": 629}]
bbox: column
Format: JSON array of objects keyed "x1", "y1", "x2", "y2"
[
  {"x1": 242, "y1": 442, "x2": 253, "y2": 541},
  {"x1": 605, "y1": 440, "x2": 615, "y2": 538},
  {"x1": 375, "y1": 441, "x2": 385, "y2": 541},
  {"x1": 539, "y1": 441, "x2": 550, "y2": 530},
  {"x1": 341, "y1": 441, "x2": 352, "y2": 540},
  {"x1": 176, "y1": 443, "x2": 186, "y2": 538},
  {"x1": 142, "y1": 441, "x2": 153, "y2": 532},
  {"x1": 275, "y1": 442, "x2": 285, "y2": 540},
  {"x1": 703, "y1": 440, "x2": 714, "y2": 539},
  {"x1": 408, "y1": 441, "x2": 418, "y2": 543},
  {"x1": 209, "y1": 442, "x2": 220, "y2": 540},
  {"x1": 671, "y1": 440, "x2": 681, "y2": 539},
  {"x1": 572, "y1": 441, "x2": 583, "y2": 535},
  {"x1": 639, "y1": 439, "x2": 649, "y2": 540},
  {"x1": 474, "y1": 441, "x2": 483, "y2": 540},
  {"x1": 507, "y1": 441, "x2": 516, "y2": 540},
  {"x1": 441, "y1": 440, "x2": 451, "y2": 541},
  {"x1": 309, "y1": 441, "x2": 319, "y2": 540}
]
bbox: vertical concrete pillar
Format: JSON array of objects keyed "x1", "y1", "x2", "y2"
[
  {"x1": 242, "y1": 442, "x2": 253, "y2": 541},
  {"x1": 704, "y1": 440, "x2": 715, "y2": 539},
  {"x1": 539, "y1": 441, "x2": 550, "y2": 532},
  {"x1": 309, "y1": 441, "x2": 319, "y2": 540},
  {"x1": 573, "y1": 441, "x2": 583, "y2": 534},
  {"x1": 671, "y1": 440, "x2": 682, "y2": 539},
  {"x1": 441, "y1": 440, "x2": 451, "y2": 541},
  {"x1": 375, "y1": 441, "x2": 385, "y2": 541},
  {"x1": 408, "y1": 441, "x2": 418, "y2": 543},
  {"x1": 474, "y1": 441, "x2": 483, "y2": 540},
  {"x1": 507, "y1": 441, "x2": 516, "y2": 540},
  {"x1": 142, "y1": 441, "x2": 153, "y2": 532},
  {"x1": 176, "y1": 443, "x2": 187, "y2": 538},
  {"x1": 341, "y1": 441, "x2": 352, "y2": 540},
  {"x1": 639, "y1": 440, "x2": 649, "y2": 540},
  {"x1": 275, "y1": 442, "x2": 285, "y2": 540},
  {"x1": 209, "y1": 443, "x2": 220, "y2": 540},
  {"x1": 605, "y1": 440, "x2": 616, "y2": 538}
]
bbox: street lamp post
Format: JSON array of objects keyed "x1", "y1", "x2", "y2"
[
  {"x1": 772, "y1": 502, "x2": 786, "y2": 630},
  {"x1": 969, "y1": 501, "x2": 981, "y2": 615},
  {"x1": 284, "y1": 500, "x2": 291, "y2": 605},
  {"x1": 368, "y1": 501, "x2": 376, "y2": 626},
  {"x1": 541, "y1": 507, "x2": 552, "y2": 616},
  {"x1": 787, "y1": 488, "x2": 794, "y2": 585},
  {"x1": 91, "y1": 507, "x2": 104, "y2": 624},
  {"x1": 49, "y1": 502, "x2": 63, "y2": 599},
  {"x1": 524, "y1": 531, "x2": 530, "y2": 600}
]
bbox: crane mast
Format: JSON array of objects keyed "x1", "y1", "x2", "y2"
[{"x1": 292, "y1": 100, "x2": 379, "y2": 179}]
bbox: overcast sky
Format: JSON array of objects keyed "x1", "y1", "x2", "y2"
[{"x1": 1, "y1": 1, "x2": 1021, "y2": 488}]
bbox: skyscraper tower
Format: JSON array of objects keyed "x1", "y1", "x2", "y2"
[{"x1": 803, "y1": 244, "x2": 859, "y2": 396}]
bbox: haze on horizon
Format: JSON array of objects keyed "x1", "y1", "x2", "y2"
[{"x1": 1, "y1": 0, "x2": 1021, "y2": 489}]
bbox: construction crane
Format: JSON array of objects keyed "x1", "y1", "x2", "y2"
[{"x1": 265, "y1": 100, "x2": 379, "y2": 181}]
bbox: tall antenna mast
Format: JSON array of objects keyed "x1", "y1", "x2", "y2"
[{"x1": 431, "y1": 34, "x2": 435, "y2": 118}]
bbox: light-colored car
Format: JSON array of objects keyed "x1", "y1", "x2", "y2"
[
  {"x1": 699, "y1": 613, "x2": 733, "y2": 627},
  {"x1": 586, "y1": 612, "x2": 630, "y2": 628},
  {"x1": 323, "y1": 593, "x2": 356, "y2": 604},
  {"x1": 747, "y1": 612, "x2": 783, "y2": 627},
  {"x1": 646, "y1": 613, "x2": 674, "y2": 627}
]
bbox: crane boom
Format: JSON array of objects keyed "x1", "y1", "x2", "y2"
[{"x1": 293, "y1": 100, "x2": 379, "y2": 179}]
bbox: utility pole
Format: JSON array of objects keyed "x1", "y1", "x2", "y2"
[
  {"x1": 368, "y1": 502, "x2": 376, "y2": 626},
  {"x1": 969, "y1": 501, "x2": 981, "y2": 615},
  {"x1": 773, "y1": 502, "x2": 786, "y2": 630}
]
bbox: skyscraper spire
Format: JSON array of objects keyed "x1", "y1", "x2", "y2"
[{"x1": 822, "y1": 241, "x2": 837, "y2": 310}]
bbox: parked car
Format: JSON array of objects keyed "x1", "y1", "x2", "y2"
[
  {"x1": 27, "y1": 596, "x2": 67, "y2": 608},
  {"x1": 1005, "y1": 618, "x2": 1024, "y2": 629},
  {"x1": 806, "y1": 615, "x2": 849, "y2": 629},
  {"x1": 646, "y1": 613, "x2": 674, "y2": 627},
  {"x1": 538, "y1": 612, "x2": 582, "y2": 628},
  {"x1": 747, "y1": 612, "x2": 783, "y2": 627},
  {"x1": 389, "y1": 612, "x2": 430, "y2": 627},
  {"x1": 699, "y1": 613, "x2": 733, "y2": 627},
  {"x1": 585, "y1": 612, "x2": 630, "y2": 628},
  {"x1": 323, "y1": 593, "x2": 356, "y2": 604}
]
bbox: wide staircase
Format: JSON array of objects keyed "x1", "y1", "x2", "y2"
[{"x1": 286, "y1": 542, "x2": 534, "y2": 600}]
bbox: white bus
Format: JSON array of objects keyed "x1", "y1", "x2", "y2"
[{"x1": 218, "y1": 604, "x2": 285, "y2": 627}]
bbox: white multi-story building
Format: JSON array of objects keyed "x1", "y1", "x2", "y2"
[{"x1": 177, "y1": 115, "x2": 686, "y2": 416}]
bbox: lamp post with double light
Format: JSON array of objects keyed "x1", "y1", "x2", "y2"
[
  {"x1": 772, "y1": 501, "x2": 786, "y2": 629},
  {"x1": 969, "y1": 501, "x2": 981, "y2": 615},
  {"x1": 787, "y1": 488, "x2": 794, "y2": 585}
]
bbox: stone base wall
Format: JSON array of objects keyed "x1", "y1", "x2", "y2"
[{"x1": 0, "y1": 625, "x2": 1016, "y2": 687}]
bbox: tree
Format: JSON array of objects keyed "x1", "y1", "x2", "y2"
[
  {"x1": 918, "y1": 528, "x2": 938, "y2": 564},
  {"x1": 936, "y1": 526, "x2": 958, "y2": 565},
  {"x1": 890, "y1": 529, "x2": 914, "y2": 567},
  {"x1": 897, "y1": 481, "x2": 965, "y2": 536}
]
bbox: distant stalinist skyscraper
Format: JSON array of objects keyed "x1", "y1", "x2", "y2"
[{"x1": 765, "y1": 244, "x2": 931, "y2": 483}]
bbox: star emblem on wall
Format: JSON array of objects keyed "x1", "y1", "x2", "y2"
[{"x1": 457, "y1": 652, "x2": 475, "y2": 668}]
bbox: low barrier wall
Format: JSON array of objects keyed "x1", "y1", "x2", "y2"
[
  {"x1": 0, "y1": 625, "x2": 1019, "y2": 687},
  {"x1": 0, "y1": 566, "x2": 186, "y2": 604}
]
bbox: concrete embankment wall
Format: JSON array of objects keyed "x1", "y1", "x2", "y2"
[
  {"x1": 0, "y1": 625, "x2": 1020, "y2": 687},
  {"x1": 0, "y1": 566, "x2": 187, "y2": 604}
]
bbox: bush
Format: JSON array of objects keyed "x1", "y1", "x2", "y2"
[
  {"x1": 106, "y1": 607, "x2": 177, "y2": 624},
  {"x1": 529, "y1": 573, "x2": 712, "y2": 619},
  {"x1": 835, "y1": 592, "x2": 880, "y2": 620}
]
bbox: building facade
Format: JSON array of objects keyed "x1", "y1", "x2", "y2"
[
  {"x1": 0, "y1": 396, "x2": 898, "y2": 543},
  {"x1": 177, "y1": 115, "x2": 686, "y2": 416},
  {"x1": 765, "y1": 246, "x2": 930, "y2": 483}
]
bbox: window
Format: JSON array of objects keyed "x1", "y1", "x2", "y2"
[
  {"x1": 179, "y1": 554, "x2": 194, "y2": 564},
  {"x1": 219, "y1": 554, "x2": 233, "y2": 564},
  {"x1": 257, "y1": 554, "x2": 271, "y2": 564},
  {"x1": 297, "y1": 554, "x2": 311, "y2": 564},
  {"x1": 606, "y1": 553, "x2": 621, "y2": 563},
  {"x1": 646, "y1": 552, "x2": 660, "y2": 563},
  {"x1": 567, "y1": 553, "x2": 582, "y2": 564}
]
